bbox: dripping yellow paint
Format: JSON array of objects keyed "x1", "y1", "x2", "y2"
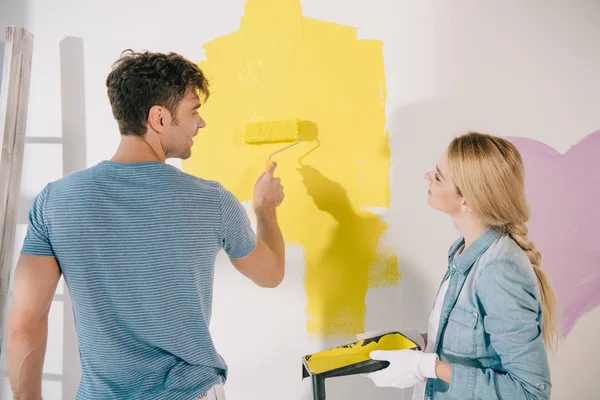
[{"x1": 183, "y1": 0, "x2": 399, "y2": 336}]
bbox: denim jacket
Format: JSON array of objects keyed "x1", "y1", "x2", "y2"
[{"x1": 425, "y1": 228, "x2": 551, "y2": 400}]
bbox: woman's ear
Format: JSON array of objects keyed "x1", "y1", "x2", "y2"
[{"x1": 460, "y1": 197, "x2": 473, "y2": 213}]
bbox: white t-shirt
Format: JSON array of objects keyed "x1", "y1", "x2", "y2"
[
  {"x1": 413, "y1": 246, "x2": 462, "y2": 400},
  {"x1": 412, "y1": 277, "x2": 450, "y2": 400}
]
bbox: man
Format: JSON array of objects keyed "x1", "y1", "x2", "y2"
[{"x1": 7, "y1": 50, "x2": 285, "y2": 400}]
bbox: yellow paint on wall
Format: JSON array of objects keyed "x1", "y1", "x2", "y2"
[{"x1": 182, "y1": 0, "x2": 398, "y2": 336}]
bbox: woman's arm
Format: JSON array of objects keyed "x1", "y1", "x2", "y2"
[{"x1": 441, "y1": 260, "x2": 552, "y2": 400}]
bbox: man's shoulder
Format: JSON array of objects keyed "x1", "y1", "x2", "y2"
[
  {"x1": 46, "y1": 165, "x2": 97, "y2": 192},
  {"x1": 164, "y1": 166, "x2": 228, "y2": 201},
  {"x1": 42, "y1": 163, "x2": 229, "y2": 206},
  {"x1": 167, "y1": 165, "x2": 221, "y2": 190},
  {"x1": 52, "y1": 162, "x2": 219, "y2": 187}
]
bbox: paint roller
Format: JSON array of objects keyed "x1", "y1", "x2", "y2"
[{"x1": 243, "y1": 119, "x2": 303, "y2": 171}]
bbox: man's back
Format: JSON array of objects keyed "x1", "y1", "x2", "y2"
[
  {"x1": 8, "y1": 51, "x2": 284, "y2": 400},
  {"x1": 21, "y1": 161, "x2": 256, "y2": 399}
]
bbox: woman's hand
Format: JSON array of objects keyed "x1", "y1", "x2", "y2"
[
  {"x1": 435, "y1": 359, "x2": 452, "y2": 383},
  {"x1": 366, "y1": 350, "x2": 438, "y2": 389}
]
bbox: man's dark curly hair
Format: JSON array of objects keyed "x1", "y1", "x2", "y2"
[{"x1": 106, "y1": 50, "x2": 209, "y2": 136}]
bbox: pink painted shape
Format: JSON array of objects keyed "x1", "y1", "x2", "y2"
[{"x1": 507, "y1": 131, "x2": 600, "y2": 337}]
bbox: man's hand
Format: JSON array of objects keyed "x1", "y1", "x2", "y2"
[
  {"x1": 254, "y1": 161, "x2": 284, "y2": 211},
  {"x1": 230, "y1": 161, "x2": 286, "y2": 288}
]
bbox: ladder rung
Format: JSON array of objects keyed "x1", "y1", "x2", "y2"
[{"x1": 24, "y1": 136, "x2": 63, "y2": 144}]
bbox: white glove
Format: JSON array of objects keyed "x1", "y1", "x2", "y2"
[
  {"x1": 356, "y1": 328, "x2": 426, "y2": 351},
  {"x1": 365, "y1": 349, "x2": 438, "y2": 389}
]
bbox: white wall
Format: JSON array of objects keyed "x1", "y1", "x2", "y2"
[
  {"x1": 1, "y1": 0, "x2": 599, "y2": 399},
  {"x1": 0, "y1": 0, "x2": 25, "y2": 67}
]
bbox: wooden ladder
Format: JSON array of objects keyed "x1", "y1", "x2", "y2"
[{"x1": 0, "y1": 26, "x2": 34, "y2": 354}]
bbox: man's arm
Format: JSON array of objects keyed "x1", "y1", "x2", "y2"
[
  {"x1": 225, "y1": 162, "x2": 285, "y2": 288},
  {"x1": 7, "y1": 254, "x2": 61, "y2": 400},
  {"x1": 230, "y1": 206, "x2": 284, "y2": 288}
]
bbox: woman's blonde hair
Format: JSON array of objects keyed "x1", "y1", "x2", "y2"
[{"x1": 447, "y1": 132, "x2": 558, "y2": 349}]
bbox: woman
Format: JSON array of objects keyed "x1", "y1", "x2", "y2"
[{"x1": 363, "y1": 132, "x2": 557, "y2": 399}]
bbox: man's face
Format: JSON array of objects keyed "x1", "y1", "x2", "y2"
[{"x1": 162, "y1": 91, "x2": 206, "y2": 160}]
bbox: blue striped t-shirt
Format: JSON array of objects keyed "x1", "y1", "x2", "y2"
[{"x1": 21, "y1": 161, "x2": 257, "y2": 400}]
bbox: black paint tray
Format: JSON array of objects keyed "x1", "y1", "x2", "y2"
[{"x1": 301, "y1": 332, "x2": 421, "y2": 400}]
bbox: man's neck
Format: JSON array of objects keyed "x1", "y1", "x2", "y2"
[{"x1": 110, "y1": 134, "x2": 165, "y2": 163}]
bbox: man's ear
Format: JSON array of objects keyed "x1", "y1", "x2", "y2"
[{"x1": 148, "y1": 105, "x2": 172, "y2": 133}]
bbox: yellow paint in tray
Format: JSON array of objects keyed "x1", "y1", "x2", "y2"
[{"x1": 303, "y1": 333, "x2": 418, "y2": 374}]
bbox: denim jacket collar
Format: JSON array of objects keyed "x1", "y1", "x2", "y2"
[{"x1": 448, "y1": 227, "x2": 501, "y2": 275}]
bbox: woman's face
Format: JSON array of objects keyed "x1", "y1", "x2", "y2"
[{"x1": 424, "y1": 150, "x2": 464, "y2": 216}]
